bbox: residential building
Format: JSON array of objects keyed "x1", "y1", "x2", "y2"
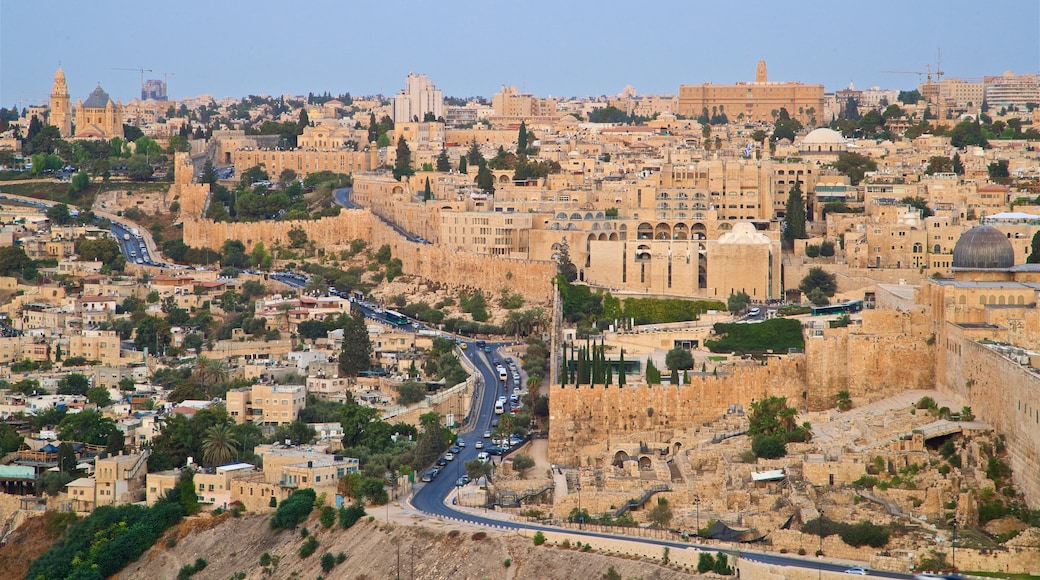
[
  {"x1": 391, "y1": 73, "x2": 443, "y2": 123},
  {"x1": 678, "y1": 60, "x2": 824, "y2": 125},
  {"x1": 225, "y1": 383, "x2": 305, "y2": 425}
]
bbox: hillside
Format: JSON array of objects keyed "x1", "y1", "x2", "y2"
[{"x1": 116, "y1": 511, "x2": 697, "y2": 580}]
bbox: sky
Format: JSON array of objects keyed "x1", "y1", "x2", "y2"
[{"x1": 2, "y1": 0, "x2": 1038, "y2": 106}]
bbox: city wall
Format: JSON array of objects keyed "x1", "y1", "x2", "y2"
[
  {"x1": 182, "y1": 211, "x2": 555, "y2": 302},
  {"x1": 804, "y1": 309, "x2": 935, "y2": 409},
  {"x1": 547, "y1": 356, "x2": 807, "y2": 466},
  {"x1": 950, "y1": 339, "x2": 1040, "y2": 508}
]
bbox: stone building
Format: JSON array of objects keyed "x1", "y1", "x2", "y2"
[
  {"x1": 73, "y1": 84, "x2": 124, "y2": 139},
  {"x1": 391, "y1": 73, "x2": 443, "y2": 123},
  {"x1": 677, "y1": 60, "x2": 824, "y2": 125},
  {"x1": 49, "y1": 67, "x2": 72, "y2": 138}
]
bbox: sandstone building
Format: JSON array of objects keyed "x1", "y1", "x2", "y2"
[{"x1": 678, "y1": 60, "x2": 824, "y2": 125}]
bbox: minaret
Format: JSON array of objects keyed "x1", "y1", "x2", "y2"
[
  {"x1": 755, "y1": 60, "x2": 768, "y2": 83},
  {"x1": 50, "y1": 67, "x2": 72, "y2": 137}
]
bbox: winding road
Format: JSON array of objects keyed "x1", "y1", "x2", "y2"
[{"x1": 408, "y1": 343, "x2": 917, "y2": 579}]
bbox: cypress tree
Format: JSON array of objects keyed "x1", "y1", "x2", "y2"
[
  {"x1": 458, "y1": 156, "x2": 468, "y2": 174},
  {"x1": 517, "y1": 121, "x2": 529, "y2": 154},
  {"x1": 436, "y1": 146, "x2": 451, "y2": 172},
  {"x1": 783, "y1": 181, "x2": 807, "y2": 242},
  {"x1": 423, "y1": 177, "x2": 431, "y2": 201},
  {"x1": 618, "y1": 349, "x2": 626, "y2": 386},
  {"x1": 605, "y1": 355, "x2": 613, "y2": 385}
]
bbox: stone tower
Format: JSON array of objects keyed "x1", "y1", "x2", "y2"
[
  {"x1": 50, "y1": 67, "x2": 72, "y2": 137},
  {"x1": 755, "y1": 60, "x2": 768, "y2": 83}
]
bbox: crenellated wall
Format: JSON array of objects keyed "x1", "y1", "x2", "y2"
[
  {"x1": 183, "y1": 210, "x2": 556, "y2": 302},
  {"x1": 951, "y1": 340, "x2": 1040, "y2": 507},
  {"x1": 547, "y1": 356, "x2": 808, "y2": 465}
]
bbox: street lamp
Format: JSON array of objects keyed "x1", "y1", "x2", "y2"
[{"x1": 692, "y1": 493, "x2": 701, "y2": 534}]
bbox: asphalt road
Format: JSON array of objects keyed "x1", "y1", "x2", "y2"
[
  {"x1": 408, "y1": 344, "x2": 915, "y2": 579},
  {"x1": 333, "y1": 187, "x2": 430, "y2": 244}
]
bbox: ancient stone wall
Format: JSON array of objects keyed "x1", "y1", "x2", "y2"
[
  {"x1": 804, "y1": 309, "x2": 935, "y2": 409},
  {"x1": 949, "y1": 340, "x2": 1040, "y2": 508},
  {"x1": 547, "y1": 356, "x2": 807, "y2": 465},
  {"x1": 183, "y1": 210, "x2": 555, "y2": 302}
]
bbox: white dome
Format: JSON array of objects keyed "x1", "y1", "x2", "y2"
[
  {"x1": 801, "y1": 128, "x2": 845, "y2": 145},
  {"x1": 717, "y1": 222, "x2": 770, "y2": 245}
]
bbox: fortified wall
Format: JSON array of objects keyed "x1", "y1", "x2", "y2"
[
  {"x1": 183, "y1": 211, "x2": 555, "y2": 302},
  {"x1": 547, "y1": 356, "x2": 807, "y2": 466},
  {"x1": 951, "y1": 339, "x2": 1040, "y2": 507},
  {"x1": 804, "y1": 309, "x2": 935, "y2": 409}
]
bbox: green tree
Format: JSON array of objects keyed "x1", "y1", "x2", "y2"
[
  {"x1": 287, "y1": 227, "x2": 308, "y2": 249},
  {"x1": 57, "y1": 373, "x2": 90, "y2": 395},
  {"x1": 647, "y1": 496, "x2": 673, "y2": 527},
  {"x1": 458, "y1": 156, "x2": 467, "y2": 174},
  {"x1": 436, "y1": 147, "x2": 451, "y2": 172},
  {"x1": 134, "y1": 315, "x2": 172, "y2": 355},
  {"x1": 86, "y1": 385, "x2": 112, "y2": 408},
  {"x1": 727, "y1": 291, "x2": 751, "y2": 314},
  {"x1": 0, "y1": 422, "x2": 24, "y2": 455},
  {"x1": 396, "y1": 381, "x2": 427, "y2": 405},
  {"x1": 988, "y1": 160, "x2": 1010, "y2": 183},
  {"x1": 900, "y1": 196, "x2": 933, "y2": 218},
  {"x1": 783, "y1": 182, "x2": 807, "y2": 241},
  {"x1": 924, "y1": 156, "x2": 953, "y2": 175},
  {"x1": 46, "y1": 203, "x2": 73, "y2": 225},
  {"x1": 800, "y1": 266, "x2": 837, "y2": 297},
  {"x1": 69, "y1": 171, "x2": 90, "y2": 195},
  {"x1": 127, "y1": 154, "x2": 154, "y2": 181},
  {"x1": 423, "y1": 177, "x2": 432, "y2": 201},
  {"x1": 830, "y1": 152, "x2": 877, "y2": 185},
  {"x1": 393, "y1": 136, "x2": 414, "y2": 180},
  {"x1": 466, "y1": 139, "x2": 483, "y2": 165},
  {"x1": 512, "y1": 453, "x2": 535, "y2": 478},
  {"x1": 952, "y1": 152, "x2": 964, "y2": 175},
  {"x1": 1027, "y1": 231, "x2": 1040, "y2": 264},
  {"x1": 476, "y1": 162, "x2": 495, "y2": 194},
  {"x1": 516, "y1": 120, "x2": 529, "y2": 154},
  {"x1": 338, "y1": 310, "x2": 372, "y2": 377},
  {"x1": 201, "y1": 423, "x2": 239, "y2": 467},
  {"x1": 645, "y1": 359, "x2": 661, "y2": 384},
  {"x1": 0, "y1": 246, "x2": 31, "y2": 277},
  {"x1": 752, "y1": 433, "x2": 787, "y2": 458},
  {"x1": 58, "y1": 409, "x2": 120, "y2": 446},
  {"x1": 664, "y1": 347, "x2": 694, "y2": 372}
]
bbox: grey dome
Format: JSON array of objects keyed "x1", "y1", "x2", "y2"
[
  {"x1": 83, "y1": 85, "x2": 112, "y2": 108},
  {"x1": 951, "y1": 225, "x2": 1015, "y2": 269}
]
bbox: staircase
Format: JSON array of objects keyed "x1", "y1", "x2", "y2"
[{"x1": 613, "y1": 484, "x2": 670, "y2": 518}]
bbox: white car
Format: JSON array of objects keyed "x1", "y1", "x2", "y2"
[
  {"x1": 474, "y1": 440, "x2": 483, "y2": 449},
  {"x1": 477, "y1": 452, "x2": 489, "y2": 462},
  {"x1": 844, "y1": 568, "x2": 867, "y2": 576},
  {"x1": 444, "y1": 452, "x2": 454, "y2": 461}
]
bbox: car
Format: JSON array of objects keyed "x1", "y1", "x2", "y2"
[
  {"x1": 457, "y1": 440, "x2": 466, "y2": 448},
  {"x1": 491, "y1": 419, "x2": 499, "y2": 427},
  {"x1": 477, "y1": 452, "x2": 489, "y2": 462},
  {"x1": 455, "y1": 477, "x2": 466, "y2": 487},
  {"x1": 474, "y1": 440, "x2": 484, "y2": 449},
  {"x1": 436, "y1": 457, "x2": 447, "y2": 467},
  {"x1": 460, "y1": 343, "x2": 468, "y2": 350},
  {"x1": 486, "y1": 446, "x2": 504, "y2": 456},
  {"x1": 913, "y1": 575, "x2": 943, "y2": 580},
  {"x1": 450, "y1": 445, "x2": 460, "y2": 454},
  {"x1": 420, "y1": 472, "x2": 433, "y2": 483},
  {"x1": 430, "y1": 467, "x2": 440, "y2": 477},
  {"x1": 484, "y1": 346, "x2": 491, "y2": 353},
  {"x1": 509, "y1": 436, "x2": 522, "y2": 447},
  {"x1": 483, "y1": 430, "x2": 492, "y2": 439},
  {"x1": 749, "y1": 307, "x2": 761, "y2": 316},
  {"x1": 844, "y1": 568, "x2": 868, "y2": 575},
  {"x1": 444, "y1": 452, "x2": 454, "y2": 461}
]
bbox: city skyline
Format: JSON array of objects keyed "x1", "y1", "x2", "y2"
[{"x1": 1, "y1": 0, "x2": 1038, "y2": 105}]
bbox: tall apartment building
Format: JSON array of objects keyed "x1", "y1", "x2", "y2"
[
  {"x1": 984, "y1": 71, "x2": 1040, "y2": 109},
  {"x1": 226, "y1": 384, "x2": 306, "y2": 426},
  {"x1": 491, "y1": 86, "x2": 558, "y2": 118},
  {"x1": 391, "y1": 73, "x2": 443, "y2": 123},
  {"x1": 678, "y1": 60, "x2": 824, "y2": 125},
  {"x1": 142, "y1": 79, "x2": 167, "y2": 101}
]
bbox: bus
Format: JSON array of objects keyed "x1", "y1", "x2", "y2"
[
  {"x1": 494, "y1": 400, "x2": 504, "y2": 415},
  {"x1": 811, "y1": 299, "x2": 864, "y2": 317},
  {"x1": 383, "y1": 310, "x2": 409, "y2": 326}
]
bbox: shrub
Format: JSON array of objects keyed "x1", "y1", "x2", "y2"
[
  {"x1": 503, "y1": 558, "x2": 512, "y2": 568},
  {"x1": 270, "y1": 488, "x2": 316, "y2": 530},
  {"x1": 338, "y1": 501, "x2": 367, "y2": 529},
  {"x1": 805, "y1": 244, "x2": 820, "y2": 258},
  {"x1": 697, "y1": 552, "x2": 715, "y2": 573},
  {"x1": 260, "y1": 552, "x2": 272, "y2": 567},
  {"x1": 321, "y1": 552, "x2": 336, "y2": 572},
  {"x1": 336, "y1": 552, "x2": 347, "y2": 564},
  {"x1": 533, "y1": 531, "x2": 546, "y2": 546},
  {"x1": 819, "y1": 240, "x2": 835, "y2": 257},
  {"x1": 319, "y1": 505, "x2": 336, "y2": 528},
  {"x1": 751, "y1": 434, "x2": 787, "y2": 459},
  {"x1": 840, "y1": 521, "x2": 890, "y2": 548},
  {"x1": 298, "y1": 535, "x2": 319, "y2": 558}
]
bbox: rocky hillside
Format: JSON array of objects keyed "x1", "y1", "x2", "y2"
[{"x1": 116, "y1": 511, "x2": 697, "y2": 580}]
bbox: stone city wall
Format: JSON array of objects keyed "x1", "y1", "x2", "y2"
[
  {"x1": 804, "y1": 309, "x2": 935, "y2": 409},
  {"x1": 951, "y1": 339, "x2": 1040, "y2": 508},
  {"x1": 183, "y1": 210, "x2": 555, "y2": 302},
  {"x1": 547, "y1": 356, "x2": 807, "y2": 466}
]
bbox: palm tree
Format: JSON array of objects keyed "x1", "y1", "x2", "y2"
[
  {"x1": 194, "y1": 356, "x2": 228, "y2": 386},
  {"x1": 201, "y1": 423, "x2": 239, "y2": 467}
]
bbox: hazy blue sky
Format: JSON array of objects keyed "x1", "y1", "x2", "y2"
[{"x1": 2, "y1": 0, "x2": 1038, "y2": 106}]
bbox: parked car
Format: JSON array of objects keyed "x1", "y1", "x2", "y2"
[
  {"x1": 445, "y1": 452, "x2": 454, "y2": 461},
  {"x1": 436, "y1": 457, "x2": 447, "y2": 467},
  {"x1": 474, "y1": 441, "x2": 484, "y2": 449},
  {"x1": 843, "y1": 569, "x2": 867, "y2": 576}
]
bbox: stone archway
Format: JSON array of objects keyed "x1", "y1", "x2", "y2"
[
  {"x1": 638, "y1": 456, "x2": 653, "y2": 470},
  {"x1": 613, "y1": 450, "x2": 631, "y2": 467}
]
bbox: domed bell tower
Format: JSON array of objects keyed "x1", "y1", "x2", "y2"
[{"x1": 50, "y1": 67, "x2": 72, "y2": 137}]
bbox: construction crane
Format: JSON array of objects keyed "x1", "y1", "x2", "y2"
[{"x1": 112, "y1": 67, "x2": 153, "y2": 97}]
